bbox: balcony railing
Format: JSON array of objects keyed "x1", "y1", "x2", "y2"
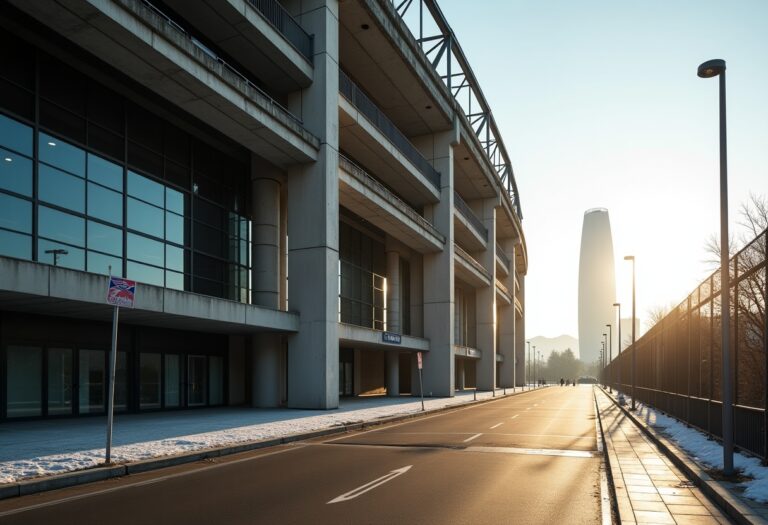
[
  {"x1": 141, "y1": 0, "x2": 305, "y2": 128},
  {"x1": 339, "y1": 70, "x2": 441, "y2": 190},
  {"x1": 495, "y1": 241, "x2": 510, "y2": 269},
  {"x1": 454, "y1": 192, "x2": 488, "y2": 242},
  {"x1": 496, "y1": 279, "x2": 512, "y2": 303},
  {"x1": 246, "y1": 0, "x2": 313, "y2": 60},
  {"x1": 454, "y1": 243, "x2": 490, "y2": 282},
  {"x1": 339, "y1": 155, "x2": 445, "y2": 244}
]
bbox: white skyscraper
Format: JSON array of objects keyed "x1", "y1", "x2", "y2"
[{"x1": 578, "y1": 208, "x2": 616, "y2": 365}]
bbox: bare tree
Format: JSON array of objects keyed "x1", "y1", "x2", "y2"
[{"x1": 703, "y1": 193, "x2": 768, "y2": 269}]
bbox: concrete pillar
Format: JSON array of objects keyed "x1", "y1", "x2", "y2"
[
  {"x1": 457, "y1": 358, "x2": 466, "y2": 390},
  {"x1": 285, "y1": 0, "x2": 340, "y2": 409},
  {"x1": 386, "y1": 244, "x2": 401, "y2": 396},
  {"x1": 418, "y1": 125, "x2": 458, "y2": 397},
  {"x1": 251, "y1": 160, "x2": 281, "y2": 309},
  {"x1": 251, "y1": 333, "x2": 282, "y2": 407},
  {"x1": 515, "y1": 267, "x2": 526, "y2": 387},
  {"x1": 499, "y1": 239, "x2": 516, "y2": 387},
  {"x1": 475, "y1": 197, "x2": 497, "y2": 390}
]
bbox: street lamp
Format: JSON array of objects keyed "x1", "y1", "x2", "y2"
[
  {"x1": 698, "y1": 58, "x2": 733, "y2": 475},
  {"x1": 606, "y1": 323, "x2": 612, "y2": 393},
  {"x1": 532, "y1": 345, "x2": 537, "y2": 388},
  {"x1": 538, "y1": 350, "x2": 542, "y2": 386},
  {"x1": 526, "y1": 341, "x2": 531, "y2": 390},
  {"x1": 45, "y1": 248, "x2": 68, "y2": 267},
  {"x1": 624, "y1": 255, "x2": 636, "y2": 410},
  {"x1": 613, "y1": 302, "x2": 624, "y2": 404},
  {"x1": 602, "y1": 333, "x2": 607, "y2": 387}
]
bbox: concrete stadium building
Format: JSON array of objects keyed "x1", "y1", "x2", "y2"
[
  {"x1": 0, "y1": 0, "x2": 527, "y2": 421},
  {"x1": 577, "y1": 208, "x2": 615, "y2": 365}
]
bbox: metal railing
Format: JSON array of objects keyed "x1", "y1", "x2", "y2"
[
  {"x1": 339, "y1": 155, "x2": 445, "y2": 244},
  {"x1": 454, "y1": 243, "x2": 490, "y2": 282},
  {"x1": 246, "y1": 0, "x2": 313, "y2": 60},
  {"x1": 607, "y1": 228, "x2": 768, "y2": 460},
  {"x1": 496, "y1": 241, "x2": 511, "y2": 270},
  {"x1": 495, "y1": 279, "x2": 512, "y2": 303},
  {"x1": 140, "y1": 0, "x2": 305, "y2": 128},
  {"x1": 453, "y1": 191, "x2": 488, "y2": 241},
  {"x1": 339, "y1": 70, "x2": 441, "y2": 190}
]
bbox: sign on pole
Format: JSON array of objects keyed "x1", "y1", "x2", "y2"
[
  {"x1": 416, "y1": 352, "x2": 424, "y2": 411},
  {"x1": 105, "y1": 275, "x2": 137, "y2": 464},
  {"x1": 417, "y1": 351, "x2": 423, "y2": 370}
]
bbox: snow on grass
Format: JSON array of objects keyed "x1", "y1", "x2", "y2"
[
  {"x1": 615, "y1": 393, "x2": 768, "y2": 503},
  {"x1": 0, "y1": 388, "x2": 527, "y2": 484}
]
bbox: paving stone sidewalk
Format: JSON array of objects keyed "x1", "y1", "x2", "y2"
[{"x1": 596, "y1": 388, "x2": 732, "y2": 524}]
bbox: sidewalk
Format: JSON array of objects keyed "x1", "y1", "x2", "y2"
[
  {"x1": 0, "y1": 387, "x2": 534, "y2": 488},
  {"x1": 595, "y1": 388, "x2": 731, "y2": 524}
]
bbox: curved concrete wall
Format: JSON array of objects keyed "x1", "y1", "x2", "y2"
[{"x1": 578, "y1": 208, "x2": 616, "y2": 364}]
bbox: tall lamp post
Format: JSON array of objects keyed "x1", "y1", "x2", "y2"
[
  {"x1": 602, "y1": 333, "x2": 607, "y2": 387},
  {"x1": 532, "y1": 345, "x2": 537, "y2": 388},
  {"x1": 538, "y1": 350, "x2": 543, "y2": 385},
  {"x1": 45, "y1": 248, "x2": 68, "y2": 267},
  {"x1": 624, "y1": 255, "x2": 636, "y2": 410},
  {"x1": 698, "y1": 58, "x2": 733, "y2": 475},
  {"x1": 606, "y1": 323, "x2": 613, "y2": 393},
  {"x1": 613, "y1": 302, "x2": 624, "y2": 404},
  {"x1": 526, "y1": 341, "x2": 530, "y2": 390}
]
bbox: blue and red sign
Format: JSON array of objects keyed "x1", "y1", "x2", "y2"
[{"x1": 106, "y1": 276, "x2": 136, "y2": 308}]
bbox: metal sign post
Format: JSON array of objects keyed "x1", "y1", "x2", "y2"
[
  {"x1": 417, "y1": 351, "x2": 424, "y2": 411},
  {"x1": 105, "y1": 273, "x2": 137, "y2": 464}
]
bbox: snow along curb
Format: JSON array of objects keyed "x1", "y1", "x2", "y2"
[
  {"x1": 0, "y1": 388, "x2": 540, "y2": 500},
  {"x1": 599, "y1": 387, "x2": 768, "y2": 525}
]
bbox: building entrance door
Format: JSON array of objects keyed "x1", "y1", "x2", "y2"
[
  {"x1": 187, "y1": 355, "x2": 207, "y2": 406},
  {"x1": 339, "y1": 347, "x2": 354, "y2": 396}
]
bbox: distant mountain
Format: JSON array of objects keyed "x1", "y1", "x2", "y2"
[{"x1": 527, "y1": 334, "x2": 580, "y2": 361}]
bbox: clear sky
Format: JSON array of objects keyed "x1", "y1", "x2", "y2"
[{"x1": 438, "y1": 0, "x2": 768, "y2": 340}]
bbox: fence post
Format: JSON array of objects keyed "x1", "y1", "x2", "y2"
[{"x1": 763, "y1": 231, "x2": 768, "y2": 463}]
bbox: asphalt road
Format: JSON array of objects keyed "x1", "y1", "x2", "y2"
[{"x1": 0, "y1": 386, "x2": 603, "y2": 525}]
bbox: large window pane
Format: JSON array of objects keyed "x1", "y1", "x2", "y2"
[
  {"x1": 128, "y1": 171, "x2": 163, "y2": 207},
  {"x1": 0, "y1": 193, "x2": 31, "y2": 233},
  {"x1": 0, "y1": 113, "x2": 32, "y2": 155},
  {"x1": 165, "y1": 211, "x2": 184, "y2": 245},
  {"x1": 166, "y1": 187, "x2": 185, "y2": 215},
  {"x1": 6, "y1": 346, "x2": 41, "y2": 417},
  {"x1": 127, "y1": 233, "x2": 164, "y2": 267},
  {"x1": 38, "y1": 239, "x2": 85, "y2": 270},
  {"x1": 166, "y1": 270, "x2": 184, "y2": 291},
  {"x1": 164, "y1": 354, "x2": 180, "y2": 407},
  {"x1": 140, "y1": 352, "x2": 161, "y2": 409},
  {"x1": 127, "y1": 260, "x2": 164, "y2": 287},
  {"x1": 39, "y1": 164, "x2": 85, "y2": 212},
  {"x1": 39, "y1": 133, "x2": 85, "y2": 176},
  {"x1": 88, "y1": 183, "x2": 123, "y2": 225},
  {"x1": 39, "y1": 206, "x2": 84, "y2": 246},
  {"x1": 0, "y1": 148, "x2": 32, "y2": 196},
  {"x1": 47, "y1": 348, "x2": 73, "y2": 416},
  {"x1": 165, "y1": 244, "x2": 184, "y2": 272},
  {"x1": 88, "y1": 221, "x2": 122, "y2": 256},
  {"x1": 78, "y1": 349, "x2": 105, "y2": 414},
  {"x1": 127, "y1": 197, "x2": 163, "y2": 238},
  {"x1": 188, "y1": 355, "x2": 207, "y2": 406},
  {"x1": 87, "y1": 153, "x2": 122, "y2": 191},
  {"x1": 87, "y1": 251, "x2": 123, "y2": 276},
  {"x1": 0, "y1": 228, "x2": 31, "y2": 259}
]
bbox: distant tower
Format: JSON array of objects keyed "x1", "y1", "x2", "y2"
[{"x1": 578, "y1": 208, "x2": 616, "y2": 365}]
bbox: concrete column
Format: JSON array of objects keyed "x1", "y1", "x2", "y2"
[
  {"x1": 251, "y1": 160, "x2": 281, "y2": 309},
  {"x1": 475, "y1": 198, "x2": 497, "y2": 390},
  {"x1": 386, "y1": 243, "x2": 401, "y2": 396},
  {"x1": 410, "y1": 254, "x2": 423, "y2": 337},
  {"x1": 499, "y1": 238, "x2": 516, "y2": 387},
  {"x1": 251, "y1": 333, "x2": 282, "y2": 407},
  {"x1": 285, "y1": 0, "x2": 340, "y2": 409},
  {"x1": 515, "y1": 267, "x2": 526, "y2": 387},
  {"x1": 387, "y1": 350, "x2": 400, "y2": 397},
  {"x1": 417, "y1": 125, "x2": 458, "y2": 397}
]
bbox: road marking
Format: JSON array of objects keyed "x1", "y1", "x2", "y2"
[
  {"x1": 525, "y1": 407, "x2": 531, "y2": 410},
  {"x1": 534, "y1": 404, "x2": 538, "y2": 406},
  {"x1": 509, "y1": 414, "x2": 519, "y2": 419},
  {"x1": 327, "y1": 466, "x2": 412, "y2": 504},
  {"x1": 489, "y1": 422, "x2": 504, "y2": 429},
  {"x1": 463, "y1": 433, "x2": 483, "y2": 443},
  {"x1": 465, "y1": 446, "x2": 597, "y2": 458}
]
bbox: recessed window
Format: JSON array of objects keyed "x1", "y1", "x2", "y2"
[
  {"x1": 38, "y1": 206, "x2": 85, "y2": 247},
  {"x1": 0, "y1": 113, "x2": 33, "y2": 156},
  {"x1": 0, "y1": 192, "x2": 32, "y2": 234},
  {"x1": 39, "y1": 163, "x2": 85, "y2": 213},
  {"x1": 0, "y1": 147, "x2": 33, "y2": 196}
]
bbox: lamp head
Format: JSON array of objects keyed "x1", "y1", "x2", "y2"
[
  {"x1": 613, "y1": 302, "x2": 620, "y2": 307},
  {"x1": 606, "y1": 324, "x2": 611, "y2": 328},
  {"x1": 697, "y1": 59, "x2": 725, "y2": 78},
  {"x1": 624, "y1": 255, "x2": 634, "y2": 261}
]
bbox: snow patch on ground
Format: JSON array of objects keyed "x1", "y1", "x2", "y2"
[
  {"x1": 0, "y1": 389, "x2": 523, "y2": 484},
  {"x1": 618, "y1": 395, "x2": 768, "y2": 503}
]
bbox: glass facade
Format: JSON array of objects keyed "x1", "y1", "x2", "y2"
[{"x1": 0, "y1": 32, "x2": 251, "y2": 302}]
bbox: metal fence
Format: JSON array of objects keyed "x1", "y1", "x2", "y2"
[
  {"x1": 606, "y1": 228, "x2": 768, "y2": 459},
  {"x1": 246, "y1": 0, "x2": 313, "y2": 60},
  {"x1": 339, "y1": 70, "x2": 441, "y2": 190},
  {"x1": 454, "y1": 191, "x2": 488, "y2": 241}
]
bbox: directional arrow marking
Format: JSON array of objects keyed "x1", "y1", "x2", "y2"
[{"x1": 327, "y1": 466, "x2": 412, "y2": 504}]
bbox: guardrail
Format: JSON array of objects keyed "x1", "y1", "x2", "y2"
[
  {"x1": 495, "y1": 279, "x2": 511, "y2": 301},
  {"x1": 339, "y1": 70, "x2": 441, "y2": 191},
  {"x1": 454, "y1": 243, "x2": 490, "y2": 282},
  {"x1": 339, "y1": 155, "x2": 445, "y2": 244},
  {"x1": 246, "y1": 0, "x2": 313, "y2": 60},
  {"x1": 453, "y1": 191, "x2": 488, "y2": 242},
  {"x1": 495, "y1": 241, "x2": 510, "y2": 270}
]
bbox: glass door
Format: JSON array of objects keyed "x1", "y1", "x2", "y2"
[
  {"x1": 78, "y1": 349, "x2": 105, "y2": 414},
  {"x1": 187, "y1": 355, "x2": 207, "y2": 406},
  {"x1": 47, "y1": 348, "x2": 73, "y2": 415}
]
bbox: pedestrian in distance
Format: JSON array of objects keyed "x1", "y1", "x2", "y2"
[{"x1": 560, "y1": 378, "x2": 564, "y2": 387}]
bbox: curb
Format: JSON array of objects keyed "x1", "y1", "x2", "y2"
[
  {"x1": 598, "y1": 387, "x2": 768, "y2": 525},
  {"x1": 1, "y1": 387, "x2": 542, "y2": 500},
  {"x1": 592, "y1": 389, "x2": 618, "y2": 525}
]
